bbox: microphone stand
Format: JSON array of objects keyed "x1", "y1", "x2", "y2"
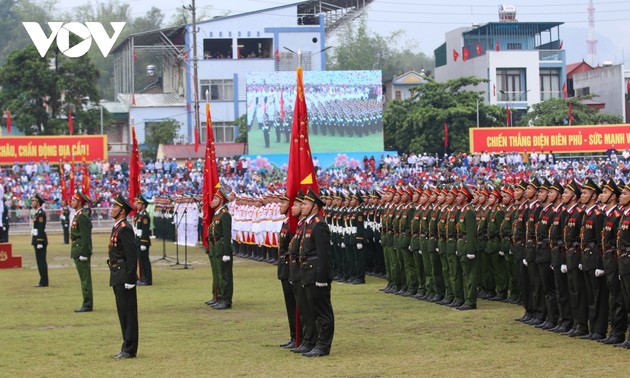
[
  {"x1": 171, "y1": 199, "x2": 184, "y2": 266},
  {"x1": 154, "y1": 203, "x2": 174, "y2": 262}
]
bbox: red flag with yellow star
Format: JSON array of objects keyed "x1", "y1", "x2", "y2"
[
  {"x1": 202, "y1": 98, "x2": 220, "y2": 248},
  {"x1": 286, "y1": 67, "x2": 319, "y2": 233}
]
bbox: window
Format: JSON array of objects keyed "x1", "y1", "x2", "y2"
[
  {"x1": 496, "y1": 68, "x2": 527, "y2": 101},
  {"x1": 507, "y1": 43, "x2": 522, "y2": 50},
  {"x1": 576, "y1": 87, "x2": 590, "y2": 96},
  {"x1": 540, "y1": 69, "x2": 561, "y2": 100},
  {"x1": 200, "y1": 79, "x2": 234, "y2": 101},
  {"x1": 202, "y1": 39, "x2": 232, "y2": 59},
  {"x1": 395, "y1": 90, "x2": 401, "y2": 100},
  {"x1": 201, "y1": 121, "x2": 236, "y2": 143},
  {"x1": 235, "y1": 38, "x2": 273, "y2": 59}
]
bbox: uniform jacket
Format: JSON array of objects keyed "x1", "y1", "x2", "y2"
[
  {"x1": 133, "y1": 210, "x2": 152, "y2": 248},
  {"x1": 208, "y1": 206, "x2": 232, "y2": 258},
  {"x1": 32, "y1": 207, "x2": 47, "y2": 246},
  {"x1": 108, "y1": 219, "x2": 138, "y2": 286},
  {"x1": 70, "y1": 208, "x2": 92, "y2": 259},
  {"x1": 300, "y1": 214, "x2": 332, "y2": 285}
]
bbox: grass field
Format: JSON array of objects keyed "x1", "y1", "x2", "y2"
[{"x1": 2, "y1": 233, "x2": 630, "y2": 377}]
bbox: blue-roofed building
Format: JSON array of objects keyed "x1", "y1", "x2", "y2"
[{"x1": 434, "y1": 6, "x2": 566, "y2": 124}]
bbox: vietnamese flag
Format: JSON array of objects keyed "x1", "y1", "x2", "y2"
[
  {"x1": 279, "y1": 91, "x2": 285, "y2": 121},
  {"x1": 128, "y1": 123, "x2": 141, "y2": 215},
  {"x1": 443, "y1": 121, "x2": 448, "y2": 148},
  {"x1": 453, "y1": 49, "x2": 459, "y2": 62},
  {"x1": 194, "y1": 127, "x2": 200, "y2": 152},
  {"x1": 475, "y1": 43, "x2": 482, "y2": 56},
  {"x1": 68, "y1": 111, "x2": 74, "y2": 135},
  {"x1": 562, "y1": 83, "x2": 567, "y2": 99},
  {"x1": 286, "y1": 66, "x2": 319, "y2": 233},
  {"x1": 5, "y1": 110, "x2": 11, "y2": 134},
  {"x1": 496, "y1": 40, "x2": 500, "y2": 51},
  {"x1": 81, "y1": 157, "x2": 90, "y2": 199},
  {"x1": 275, "y1": 48, "x2": 280, "y2": 61},
  {"x1": 505, "y1": 103, "x2": 511, "y2": 126},
  {"x1": 69, "y1": 159, "x2": 75, "y2": 200},
  {"x1": 568, "y1": 102, "x2": 574, "y2": 125},
  {"x1": 463, "y1": 47, "x2": 470, "y2": 61},
  {"x1": 59, "y1": 162, "x2": 67, "y2": 202},
  {"x1": 202, "y1": 97, "x2": 220, "y2": 248}
]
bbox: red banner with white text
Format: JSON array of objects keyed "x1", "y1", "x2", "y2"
[
  {"x1": 469, "y1": 124, "x2": 630, "y2": 153},
  {"x1": 0, "y1": 135, "x2": 107, "y2": 164}
]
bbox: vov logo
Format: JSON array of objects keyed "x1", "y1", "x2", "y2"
[{"x1": 22, "y1": 22, "x2": 126, "y2": 58}]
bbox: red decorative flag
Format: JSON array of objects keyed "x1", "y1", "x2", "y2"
[
  {"x1": 59, "y1": 162, "x2": 67, "y2": 202},
  {"x1": 562, "y1": 83, "x2": 567, "y2": 99},
  {"x1": 505, "y1": 103, "x2": 511, "y2": 126},
  {"x1": 133, "y1": 50, "x2": 137, "y2": 61},
  {"x1": 81, "y1": 157, "x2": 90, "y2": 199},
  {"x1": 194, "y1": 127, "x2": 200, "y2": 152},
  {"x1": 202, "y1": 98, "x2": 220, "y2": 249},
  {"x1": 286, "y1": 66, "x2": 319, "y2": 233},
  {"x1": 496, "y1": 40, "x2": 500, "y2": 51},
  {"x1": 452, "y1": 49, "x2": 459, "y2": 62},
  {"x1": 128, "y1": 124, "x2": 141, "y2": 216},
  {"x1": 69, "y1": 159, "x2": 75, "y2": 200},
  {"x1": 279, "y1": 91, "x2": 285, "y2": 121},
  {"x1": 443, "y1": 121, "x2": 448, "y2": 148},
  {"x1": 68, "y1": 111, "x2": 74, "y2": 135},
  {"x1": 274, "y1": 48, "x2": 280, "y2": 61},
  {"x1": 626, "y1": 80, "x2": 630, "y2": 94},
  {"x1": 462, "y1": 47, "x2": 470, "y2": 62},
  {"x1": 131, "y1": 93, "x2": 136, "y2": 106},
  {"x1": 568, "y1": 102, "x2": 574, "y2": 125},
  {"x1": 5, "y1": 110, "x2": 11, "y2": 134},
  {"x1": 475, "y1": 43, "x2": 482, "y2": 56}
]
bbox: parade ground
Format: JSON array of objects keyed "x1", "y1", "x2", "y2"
[{"x1": 1, "y1": 233, "x2": 629, "y2": 377}]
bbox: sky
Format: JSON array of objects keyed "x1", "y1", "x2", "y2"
[{"x1": 50, "y1": 0, "x2": 630, "y2": 66}]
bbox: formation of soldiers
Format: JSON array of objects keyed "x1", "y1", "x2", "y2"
[{"x1": 230, "y1": 176, "x2": 630, "y2": 349}]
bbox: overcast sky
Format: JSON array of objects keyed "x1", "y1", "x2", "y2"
[{"x1": 50, "y1": 0, "x2": 630, "y2": 65}]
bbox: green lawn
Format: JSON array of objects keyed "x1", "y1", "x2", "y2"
[{"x1": 1, "y1": 233, "x2": 629, "y2": 377}]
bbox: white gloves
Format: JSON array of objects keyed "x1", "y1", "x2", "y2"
[
  {"x1": 408, "y1": 246, "x2": 412, "y2": 251},
  {"x1": 498, "y1": 251, "x2": 505, "y2": 256},
  {"x1": 31, "y1": 229, "x2": 38, "y2": 236},
  {"x1": 466, "y1": 254, "x2": 475, "y2": 260},
  {"x1": 356, "y1": 243, "x2": 363, "y2": 250},
  {"x1": 124, "y1": 283, "x2": 135, "y2": 290},
  {"x1": 561, "y1": 264, "x2": 568, "y2": 274},
  {"x1": 578, "y1": 264, "x2": 583, "y2": 271},
  {"x1": 341, "y1": 242, "x2": 345, "y2": 249},
  {"x1": 522, "y1": 259, "x2": 528, "y2": 267},
  {"x1": 509, "y1": 250, "x2": 513, "y2": 255},
  {"x1": 436, "y1": 248, "x2": 439, "y2": 252},
  {"x1": 60, "y1": 215, "x2": 65, "y2": 220},
  {"x1": 36, "y1": 244, "x2": 43, "y2": 249},
  {"x1": 330, "y1": 241, "x2": 333, "y2": 245},
  {"x1": 315, "y1": 282, "x2": 328, "y2": 287},
  {"x1": 222, "y1": 255, "x2": 231, "y2": 262},
  {"x1": 378, "y1": 240, "x2": 382, "y2": 245},
  {"x1": 140, "y1": 245, "x2": 147, "y2": 251},
  {"x1": 550, "y1": 265, "x2": 554, "y2": 270},
  {"x1": 595, "y1": 269, "x2": 605, "y2": 277},
  {"x1": 135, "y1": 229, "x2": 142, "y2": 237},
  {"x1": 418, "y1": 250, "x2": 423, "y2": 255},
  {"x1": 78, "y1": 256, "x2": 88, "y2": 262}
]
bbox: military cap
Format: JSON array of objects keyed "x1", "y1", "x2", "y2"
[
  {"x1": 604, "y1": 179, "x2": 621, "y2": 197},
  {"x1": 549, "y1": 179, "x2": 564, "y2": 194},
  {"x1": 112, "y1": 194, "x2": 134, "y2": 214},
  {"x1": 32, "y1": 193, "x2": 45, "y2": 204},
  {"x1": 540, "y1": 178, "x2": 552, "y2": 191},
  {"x1": 352, "y1": 190, "x2": 364, "y2": 204},
  {"x1": 565, "y1": 179, "x2": 582, "y2": 198},
  {"x1": 214, "y1": 189, "x2": 230, "y2": 203},
  {"x1": 459, "y1": 185, "x2": 473, "y2": 201},
  {"x1": 135, "y1": 194, "x2": 149, "y2": 206},
  {"x1": 386, "y1": 186, "x2": 397, "y2": 194},
  {"x1": 279, "y1": 192, "x2": 290, "y2": 202},
  {"x1": 479, "y1": 187, "x2": 491, "y2": 197},
  {"x1": 515, "y1": 180, "x2": 528, "y2": 191},
  {"x1": 74, "y1": 191, "x2": 91, "y2": 205},
  {"x1": 414, "y1": 186, "x2": 424, "y2": 194},
  {"x1": 432, "y1": 187, "x2": 441, "y2": 196},
  {"x1": 295, "y1": 189, "x2": 306, "y2": 203},
  {"x1": 304, "y1": 188, "x2": 325, "y2": 208},
  {"x1": 582, "y1": 177, "x2": 602, "y2": 195},
  {"x1": 490, "y1": 188, "x2": 502, "y2": 200},
  {"x1": 320, "y1": 189, "x2": 329, "y2": 200},
  {"x1": 501, "y1": 186, "x2": 515, "y2": 197},
  {"x1": 423, "y1": 188, "x2": 432, "y2": 197},
  {"x1": 620, "y1": 179, "x2": 629, "y2": 192},
  {"x1": 448, "y1": 186, "x2": 459, "y2": 196},
  {"x1": 528, "y1": 177, "x2": 542, "y2": 190}
]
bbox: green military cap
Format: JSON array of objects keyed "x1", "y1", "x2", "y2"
[
  {"x1": 549, "y1": 179, "x2": 564, "y2": 194},
  {"x1": 112, "y1": 193, "x2": 134, "y2": 213},
  {"x1": 74, "y1": 191, "x2": 91, "y2": 205},
  {"x1": 582, "y1": 177, "x2": 602, "y2": 195},
  {"x1": 214, "y1": 189, "x2": 230, "y2": 203},
  {"x1": 604, "y1": 178, "x2": 621, "y2": 197},
  {"x1": 135, "y1": 194, "x2": 149, "y2": 206},
  {"x1": 32, "y1": 193, "x2": 45, "y2": 204},
  {"x1": 515, "y1": 180, "x2": 528, "y2": 191},
  {"x1": 459, "y1": 185, "x2": 473, "y2": 201}
]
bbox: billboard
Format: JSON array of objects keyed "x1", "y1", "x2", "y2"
[
  {"x1": 0, "y1": 135, "x2": 107, "y2": 164},
  {"x1": 246, "y1": 70, "x2": 383, "y2": 155},
  {"x1": 469, "y1": 124, "x2": 630, "y2": 153}
]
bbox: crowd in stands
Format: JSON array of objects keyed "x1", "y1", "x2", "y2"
[{"x1": 2, "y1": 148, "x2": 630, "y2": 218}]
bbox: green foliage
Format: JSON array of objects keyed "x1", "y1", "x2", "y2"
[
  {"x1": 234, "y1": 114, "x2": 248, "y2": 144},
  {"x1": 327, "y1": 17, "x2": 434, "y2": 81},
  {"x1": 521, "y1": 97, "x2": 624, "y2": 126},
  {"x1": 142, "y1": 119, "x2": 179, "y2": 159},
  {"x1": 0, "y1": 44, "x2": 100, "y2": 135},
  {"x1": 383, "y1": 76, "x2": 505, "y2": 154}
]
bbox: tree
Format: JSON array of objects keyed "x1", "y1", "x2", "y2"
[
  {"x1": 383, "y1": 77, "x2": 505, "y2": 154},
  {"x1": 328, "y1": 17, "x2": 434, "y2": 81},
  {"x1": 234, "y1": 114, "x2": 248, "y2": 144},
  {"x1": 521, "y1": 97, "x2": 623, "y2": 126},
  {"x1": 141, "y1": 119, "x2": 179, "y2": 159},
  {"x1": 0, "y1": 44, "x2": 101, "y2": 135}
]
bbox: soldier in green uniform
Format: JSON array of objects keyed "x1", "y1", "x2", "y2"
[
  {"x1": 398, "y1": 187, "x2": 416, "y2": 296},
  {"x1": 208, "y1": 190, "x2": 233, "y2": 310},
  {"x1": 476, "y1": 188, "x2": 492, "y2": 299},
  {"x1": 560, "y1": 179, "x2": 588, "y2": 337},
  {"x1": 486, "y1": 188, "x2": 506, "y2": 301},
  {"x1": 409, "y1": 188, "x2": 423, "y2": 297},
  {"x1": 427, "y1": 187, "x2": 444, "y2": 303},
  {"x1": 380, "y1": 188, "x2": 396, "y2": 293},
  {"x1": 61, "y1": 200, "x2": 70, "y2": 244},
  {"x1": 31, "y1": 193, "x2": 48, "y2": 287},
  {"x1": 446, "y1": 187, "x2": 463, "y2": 307},
  {"x1": 436, "y1": 188, "x2": 452, "y2": 305},
  {"x1": 548, "y1": 180, "x2": 571, "y2": 333},
  {"x1": 598, "y1": 179, "x2": 626, "y2": 345},
  {"x1": 615, "y1": 182, "x2": 630, "y2": 349},
  {"x1": 417, "y1": 188, "x2": 433, "y2": 300},
  {"x1": 389, "y1": 189, "x2": 406, "y2": 294},
  {"x1": 499, "y1": 187, "x2": 517, "y2": 303},
  {"x1": 134, "y1": 195, "x2": 152, "y2": 286},
  {"x1": 108, "y1": 194, "x2": 138, "y2": 359},
  {"x1": 71, "y1": 191, "x2": 93, "y2": 312},
  {"x1": 455, "y1": 185, "x2": 478, "y2": 310},
  {"x1": 578, "y1": 178, "x2": 606, "y2": 340},
  {"x1": 350, "y1": 190, "x2": 366, "y2": 284}
]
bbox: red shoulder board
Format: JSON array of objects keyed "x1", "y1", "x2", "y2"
[
  {"x1": 576, "y1": 207, "x2": 584, "y2": 212},
  {"x1": 314, "y1": 216, "x2": 322, "y2": 223}
]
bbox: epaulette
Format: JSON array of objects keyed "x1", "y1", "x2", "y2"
[
  {"x1": 576, "y1": 207, "x2": 584, "y2": 212},
  {"x1": 314, "y1": 216, "x2": 322, "y2": 223},
  {"x1": 613, "y1": 209, "x2": 621, "y2": 216}
]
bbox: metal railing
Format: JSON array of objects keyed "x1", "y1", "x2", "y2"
[{"x1": 6, "y1": 208, "x2": 115, "y2": 231}]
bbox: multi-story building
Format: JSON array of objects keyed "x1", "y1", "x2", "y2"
[{"x1": 434, "y1": 6, "x2": 566, "y2": 125}]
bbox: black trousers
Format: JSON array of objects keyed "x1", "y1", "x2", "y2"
[
  {"x1": 34, "y1": 246, "x2": 48, "y2": 286},
  {"x1": 138, "y1": 247, "x2": 152, "y2": 284},
  {"x1": 606, "y1": 272, "x2": 628, "y2": 338},
  {"x1": 552, "y1": 266, "x2": 573, "y2": 327},
  {"x1": 280, "y1": 279, "x2": 297, "y2": 339},
  {"x1": 584, "y1": 270, "x2": 609, "y2": 335},
  {"x1": 62, "y1": 226, "x2": 69, "y2": 244},
  {"x1": 567, "y1": 268, "x2": 588, "y2": 331},
  {"x1": 527, "y1": 260, "x2": 545, "y2": 320},
  {"x1": 538, "y1": 261, "x2": 558, "y2": 323},
  {"x1": 305, "y1": 284, "x2": 335, "y2": 353},
  {"x1": 292, "y1": 283, "x2": 316, "y2": 347},
  {"x1": 113, "y1": 285, "x2": 138, "y2": 356}
]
